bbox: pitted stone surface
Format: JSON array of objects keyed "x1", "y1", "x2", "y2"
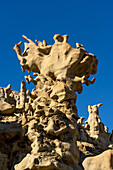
[
  {"x1": 0, "y1": 34, "x2": 112, "y2": 170},
  {"x1": 82, "y1": 150, "x2": 113, "y2": 170},
  {"x1": 13, "y1": 34, "x2": 98, "y2": 169}
]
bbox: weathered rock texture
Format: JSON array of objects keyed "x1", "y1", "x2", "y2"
[
  {"x1": 13, "y1": 34, "x2": 97, "y2": 93},
  {"x1": 0, "y1": 34, "x2": 112, "y2": 170},
  {"x1": 82, "y1": 150, "x2": 113, "y2": 170},
  {"x1": 77, "y1": 103, "x2": 113, "y2": 169}
]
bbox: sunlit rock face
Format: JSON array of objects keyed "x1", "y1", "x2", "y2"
[
  {"x1": 14, "y1": 34, "x2": 98, "y2": 93},
  {"x1": 13, "y1": 34, "x2": 98, "y2": 170},
  {"x1": 82, "y1": 150, "x2": 113, "y2": 170},
  {"x1": 77, "y1": 103, "x2": 113, "y2": 168},
  {"x1": 2, "y1": 34, "x2": 113, "y2": 170}
]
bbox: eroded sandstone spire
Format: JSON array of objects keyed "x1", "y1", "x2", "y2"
[
  {"x1": 0, "y1": 34, "x2": 113, "y2": 169},
  {"x1": 14, "y1": 34, "x2": 98, "y2": 93},
  {"x1": 13, "y1": 34, "x2": 98, "y2": 170}
]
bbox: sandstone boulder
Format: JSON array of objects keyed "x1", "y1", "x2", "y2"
[
  {"x1": 82, "y1": 150, "x2": 113, "y2": 170},
  {"x1": 0, "y1": 100, "x2": 15, "y2": 114}
]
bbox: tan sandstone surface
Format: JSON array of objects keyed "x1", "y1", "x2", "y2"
[
  {"x1": 0, "y1": 34, "x2": 112, "y2": 169},
  {"x1": 82, "y1": 150, "x2": 113, "y2": 170}
]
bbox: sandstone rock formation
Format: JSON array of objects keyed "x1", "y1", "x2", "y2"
[
  {"x1": 82, "y1": 150, "x2": 113, "y2": 170},
  {"x1": 0, "y1": 34, "x2": 112, "y2": 170},
  {"x1": 13, "y1": 34, "x2": 97, "y2": 93},
  {"x1": 77, "y1": 103, "x2": 113, "y2": 168},
  {"x1": 0, "y1": 82, "x2": 27, "y2": 114}
]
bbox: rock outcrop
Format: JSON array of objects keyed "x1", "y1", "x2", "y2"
[
  {"x1": 82, "y1": 150, "x2": 113, "y2": 170},
  {"x1": 0, "y1": 34, "x2": 112, "y2": 170},
  {"x1": 0, "y1": 82, "x2": 27, "y2": 114},
  {"x1": 77, "y1": 103, "x2": 113, "y2": 168}
]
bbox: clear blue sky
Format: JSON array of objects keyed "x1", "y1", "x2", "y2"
[{"x1": 0, "y1": 0, "x2": 113, "y2": 132}]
